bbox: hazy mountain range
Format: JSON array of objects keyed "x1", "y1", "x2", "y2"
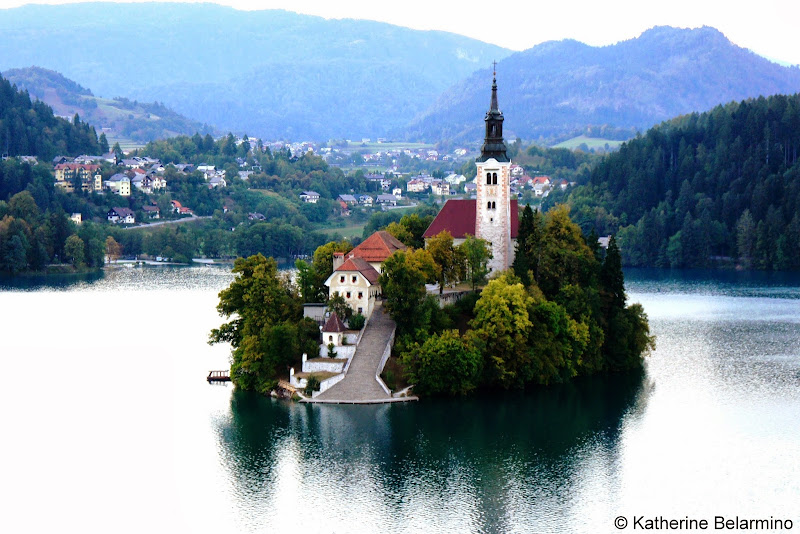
[
  {"x1": 1, "y1": 3, "x2": 799, "y2": 143},
  {"x1": 0, "y1": 2, "x2": 508, "y2": 140},
  {"x1": 407, "y1": 26, "x2": 800, "y2": 143}
]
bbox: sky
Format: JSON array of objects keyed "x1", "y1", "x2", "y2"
[{"x1": 2, "y1": 0, "x2": 799, "y2": 65}]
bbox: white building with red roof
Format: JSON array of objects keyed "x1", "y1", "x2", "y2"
[
  {"x1": 423, "y1": 71, "x2": 519, "y2": 273},
  {"x1": 325, "y1": 230, "x2": 407, "y2": 319}
]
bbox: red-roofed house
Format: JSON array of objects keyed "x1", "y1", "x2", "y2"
[
  {"x1": 334, "y1": 230, "x2": 406, "y2": 274},
  {"x1": 324, "y1": 256, "x2": 382, "y2": 318},
  {"x1": 324, "y1": 230, "x2": 407, "y2": 319}
]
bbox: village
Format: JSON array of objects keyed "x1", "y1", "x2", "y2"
[{"x1": 4, "y1": 141, "x2": 570, "y2": 231}]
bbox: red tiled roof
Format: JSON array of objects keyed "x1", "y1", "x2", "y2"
[
  {"x1": 323, "y1": 312, "x2": 347, "y2": 333},
  {"x1": 423, "y1": 199, "x2": 519, "y2": 239},
  {"x1": 347, "y1": 230, "x2": 406, "y2": 263},
  {"x1": 335, "y1": 257, "x2": 380, "y2": 285}
]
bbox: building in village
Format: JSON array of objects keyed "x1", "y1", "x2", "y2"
[
  {"x1": 324, "y1": 230, "x2": 406, "y2": 319},
  {"x1": 423, "y1": 71, "x2": 519, "y2": 273}
]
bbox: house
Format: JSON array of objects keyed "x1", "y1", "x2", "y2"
[
  {"x1": 444, "y1": 173, "x2": 467, "y2": 185},
  {"x1": 532, "y1": 176, "x2": 552, "y2": 196},
  {"x1": 337, "y1": 194, "x2": 358, "y2": 205},
  {"x1": 322, "y1": 312, "x2": 347, "y2": 347},
  {"x1": 406, "y1": 178, "x2": 427, "y2": 193},
  {"x1": 142, "y1": 205, "x2": 160, "y2": 219},
  {"x1": 324, "y1": 257, "x2": 381, "y2": 319},
  {"x1": 131, "y1": 174, "x2": 152, "y2": 193},
  {"x1": 430, "y1": 181, "x2": 450, "y2": 196},
  {"x1": 70, "y1": 213, "x2": 82, "y2": 225},
  {"x1": 54, "y1": 163, "x2": 101, "y2": 193},
  {"x1": 358, "y1": 195, "x2": 373, "y2": 206},
  {"x1": 559, "y1": 179, "x2": 569, "y2": 190},
  {"x1": 392, "y1": 188, "x2": 402, "y2": 199},
  {"x1": 104, "y1": 174, "x2": 131, "y2": 196},
  {"x1": 171, "y1": 200, "x2": 192, "y2": 215},
  {"x1": 208, "y1": 176, "x2": 227, "y2": 188},
  {"x1": 376, "y1": 193, "x2": 397, "y2": 206},
  {"x1": 333, "y1": 230, "x2": 406, "y2": 275},
  {"x1": 149, "y1": 175, "x2": 166, "y2": 191},
  {"x1": 300, "y1": 190, "x2": 320, "y2": 203},
  {"x1": 107, "y1": 207, "x2": 135, "y2": 224},
  {"x1": 248, "y1": 212, "x2": 266, "y2": 221}
]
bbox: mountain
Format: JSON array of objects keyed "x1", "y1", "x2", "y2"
[
  {"x1": 0, "y1": 3, "x2": 510, "y2": 140},
  {"x1": 406, "y1": 26, "x2": 800, "y2": 143},
  {"x1": 2, "y1": 67, "x2": 214, "y2": 144}
]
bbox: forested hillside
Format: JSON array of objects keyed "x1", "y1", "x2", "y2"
[
  {"x1": 562, "y1": 93, "x2": 800, "y2": 270},
  {"x1": 0, "y1": 75, "x2": 100, "y2": 158},
  {"x1": 3, "y1": 67, "x2": 214, "y2": 143}
]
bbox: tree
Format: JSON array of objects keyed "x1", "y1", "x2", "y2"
[
  {"x1": 99, "y1": 132, "x2": 109, "y2": 154},
  {"x1": 294, "y1": 259, "x2": 315, "y2": 302},
  {"x1": 426, "y1": 230, "x2": 465, "y2": 294},
  {"x1": 380, "y1": 248, "x2": 437, "y2": 334},
  {"x1": 105, "y1": 236, "x2": 122, "y2": 263},
  {"x1": 326, "y1": 292, "x2": 352, "y2": 321},
  {"x1": 311, "y1": 240, "x2": 352, "y2": 301},
  {"x1": 599, "y1": 235, "x2": 625, "y2": 310},
  {"x1": 112, "y1": 142, "x2": 124, "y2": 163},
  {"x1": 459, "y1": 235, "x2": 492, "y2": 290},
  {"x1": 400, "y1": 330, "x2": 482, "y2": 396},
  {"x1": 209, "y1": 254, "x2": 312, "y2": 393},
  {"x1": 64, "y1": 234, "x2": 85, "y2": 267},
  {"x1": 736, "y1": 209, "x2": 756, "y2": 268},
  {"x1": 470, "y1": 273, "x2": 533, "y2": 388}
]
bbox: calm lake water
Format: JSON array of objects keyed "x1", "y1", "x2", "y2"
[{"x1": 1, "y1": 267, "x2": 798, "y2": 533}]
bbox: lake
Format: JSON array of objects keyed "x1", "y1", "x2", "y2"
[{"x1": 1, "y1": 266, "x2": 798, "y2": 533}]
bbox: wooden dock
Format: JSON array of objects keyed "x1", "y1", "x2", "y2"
[{"x1": 207, "y1": 370, "x2": 230, "y2": 382}]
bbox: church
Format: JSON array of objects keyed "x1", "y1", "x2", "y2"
[{"x1": 423, "y1": 71, "x2": 519, "y2": 273}]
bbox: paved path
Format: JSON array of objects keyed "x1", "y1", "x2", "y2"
[{"x1": 311, "y1": 302, "x2": 413, "y2": 403}]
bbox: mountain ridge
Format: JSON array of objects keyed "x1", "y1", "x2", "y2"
[{"x1": 405, "y1": 26, "x2": 800, "y2": 143}]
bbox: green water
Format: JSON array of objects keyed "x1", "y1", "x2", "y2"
[{"x1": 1, "y1": 266, "x2": 798, "y2": 533}]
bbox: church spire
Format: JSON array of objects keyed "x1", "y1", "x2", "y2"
[
  {"x1": 490, "y1": 62, "x2": 499, "y2": 111},
  {"x1": 478, "y1": 64, "x2": 508, "y2": 163}
]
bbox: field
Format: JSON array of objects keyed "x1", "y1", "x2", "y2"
[
  {"x1": 316, "y1": 222, "x2": 366, "y2": 239},
  {"x1": 552, "y1": 135, "x2": 625, "y2": 150}
]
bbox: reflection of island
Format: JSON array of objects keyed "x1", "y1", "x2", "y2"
[{"x1": 215, "y1": 369, "x2": 652, "y2": 532}]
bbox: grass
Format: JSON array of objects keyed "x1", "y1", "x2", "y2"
[
  {"x1": 317, "y1": 222, "x2": 366, "y2": 239},
  {"x1": 552, "y1": 135, "x2": 624, "y2": 150}
]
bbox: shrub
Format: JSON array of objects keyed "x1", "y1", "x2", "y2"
[
  {"x1": 348, "y1": 313, "x2": 366, "y2": 330},
  {"x1": 304, "y1": 375, "x2": 320, "y2": 396}
]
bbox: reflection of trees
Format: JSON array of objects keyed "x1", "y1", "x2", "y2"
[
  {"x1": 217, "y1": 369, "x2": 652, "y2": 532},
  {"x1": 0, "y1": 269, "x2": 104, "y2": 290}
]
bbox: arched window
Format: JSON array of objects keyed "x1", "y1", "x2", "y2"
[
  {"x1": 487, "y1": 201, "x2": 492, "y2": 209},
  {"x1": 492, "y1": 201, "x2": 496, "y2": 209},
  {"x1": 492, "y1": 173, "x2": 498, "y2": 184},
  {"x1": 486, "y1": 173, "x2": 491, "y2": 185}
]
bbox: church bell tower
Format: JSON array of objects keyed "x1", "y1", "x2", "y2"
[{"x1": 475, "y1": 68, "x2": 512, "y2": 272}]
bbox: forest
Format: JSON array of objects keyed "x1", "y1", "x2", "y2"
[
  {"x1": 556, "y1": 93, "x2": 800, "y2": 270},
  {"x1": 0, "y1": 75, "x2": 101, "y2": 159}
]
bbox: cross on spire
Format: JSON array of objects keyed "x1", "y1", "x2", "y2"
[{"x1": 492, "y1": 60, "x2": 497, "y2": 75}]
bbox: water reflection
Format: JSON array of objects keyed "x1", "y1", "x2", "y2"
[{"x1": 216, "y1": 369, "x2": 650, "y2": 532}]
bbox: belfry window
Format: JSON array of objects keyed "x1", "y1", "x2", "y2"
[
  {"x1": 492, "y1": 173, "x2": 498, "y2": 185},
  {"x1": 487, "y1": 201, "x2": 492, "y2": 209},
  {"x1": 486, "y1": 173, "x2": 491, "y2": 185},
  {"x1": 492, "y1": 201, "x2": 496, "y2": 209}
]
